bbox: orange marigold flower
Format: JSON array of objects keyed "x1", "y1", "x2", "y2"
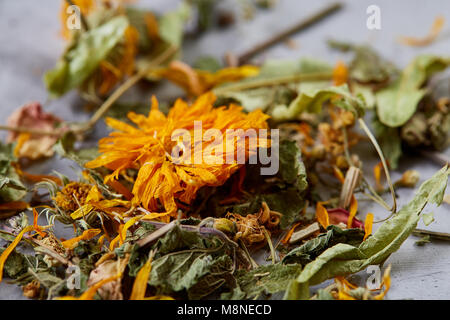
[
  {"x1": 85, "y1": 92, "x2": 270, "y2": 220},
  {"x1": 53, "y1": 182, "x2": 92, "y2": 212}
]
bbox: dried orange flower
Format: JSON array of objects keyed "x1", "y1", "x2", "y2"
[
  {"x1": 226, "y1": 202, "x2": 281, "y2": 245},
  {"x1": 53, "y1": 182, "x2": 92, "y2": 212},
  {"x1": 86, "y1": 92, "x2": 270, "y2": 220}
]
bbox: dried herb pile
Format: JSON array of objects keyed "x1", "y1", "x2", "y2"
[{"x1": 0, "y1": 0, "x2": 449, "y2": 300}]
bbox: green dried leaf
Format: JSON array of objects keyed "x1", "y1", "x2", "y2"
[
  {"x1": 215, "y1": 58, "x2": 332, "y2": 115},
  {"x1": 285, "y1": 165, "x2": 449, "y2": 300},
  {"x1": 54, "y1": 132, "x2": 99, "y2": 166},
  {"x1": 282, "y1": 225, "x2": 364, "y2": 265},
  {"x1": 149, "y1": 251, "x2": 234, "y2": 299},
  {"x1": 376, "y1": 55, "x2": 449, "y2": 127},
  {"x1": 422, "y1": 212, "x2": 434, "y2": 226},
  {"x1": 0, "y1": 248, "x2": 28, "y2": 279},
  {"x1": 272, "y1": 84, "x2": 366, "y2": 122},
  {"x1": 194, "y1": 56, "x2": 222, "y2": 72},
  {"x1": 44, "y1": 16, "x2": 129, "y2": 97},
  {"x1": 0, "y1": 143, "x2": 27, "y2": 203},
  {"x1": 158, "y1": 2, "x2": 191, "y2": 47},
  {"x1": 328, "y1": 40, "x2": 395, "y2": 83},
  {"x1": 372, "y1": 117, "x2": 402, "y2": 169},
  {"x1": 221, "y1": 263, "x2": 302, "y2": 300}
]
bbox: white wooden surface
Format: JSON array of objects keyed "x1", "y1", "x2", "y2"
[{"x1": 0, "y1": 0, "x2": 449, "y2": 299}]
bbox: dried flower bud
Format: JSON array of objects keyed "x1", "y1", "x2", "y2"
[
  {"x1": 310, "y1": 145, "x2": 326, "y2": 161},
  {"x1": 53, "y1": 182, "x2": 91, "y2": 212},
  {"x1": 336, "y1": 155, "x2": 349, "y2": 170},
  {"x1": 395, "y1": 170, "x2": 420, "y2": 188},
  {"x1": 213, "y1": 218, "x2": 237, "y2": 235}
]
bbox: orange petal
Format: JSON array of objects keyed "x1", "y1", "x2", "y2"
[
  {"x1": 363, "y1": 213, "x2": 374, "y2": 241},
  {"x1": 0, "y1": 201, "x2": 29, "y2": 212},
  {"x1": 61, "y1": 229, "x2": 102, "y2": 250},
  {"x1": 59, "y1": 274, "x2": 121, "y2": 300},
  {"x1": 347, "y1": 196, "x2": 358, "y2": 228},
  {"x1": 333, "y1": 166, "x2": 345, "y2": 184},
  {"x1": 398, "y1": 16, "x2": 444, "y2": 47},
  {"x1": 130, "y1": 254, "x2": 153, "y2": 300},
  {"x1": 316, "y1": 202, "x2": 330, "y2": 229},
  {"x1": 332, "y1": 60, "x2": 348, "y2": 86},
  {"x1": 281, "y1": 222, "x2": 302, "y2": 244},
  {"x1": 33, "y1": 208, "x2": 46, "y2": 238},
  {"x1": 373, "y1": 162, "x2": 383, "y2": 192}
]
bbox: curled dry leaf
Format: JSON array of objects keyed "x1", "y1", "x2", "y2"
[
  {"x1": 87, "y1": 255, "x2": 129, "y2": 300},
  {"x1": 7, "y1": 102, "x2": 67, "y2": 160}
]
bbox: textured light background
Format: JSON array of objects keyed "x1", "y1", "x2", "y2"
[{"x1": 0, "y1": 0, "x2": 449, "y2": 299}]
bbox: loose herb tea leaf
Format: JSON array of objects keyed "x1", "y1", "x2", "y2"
[
  {"x1": 0, "y1": 143, "x2": 27, "y2": 203},
  {"x1": 376, "y1": 55, "x2": 449, "y2": 127},
  {"x1": 327, "y1": 40, "x2": 396, "y2": 83},
  {"x1": 158, "y1": 2, "x2": 191, "y2": 47},
  {"x1": 282, "y1": 225, "x2": 365, "y2": 265},
  {"x1": 45, "y1": 16, "x2": 129, "y2": 97},
  {"x1": 372, "y1": 117, "x2": 403, "y2": 169},
  {"x1": 285, "y1": 165, "x2": 449, "y2": 300},
  {"x1": 54, "y1": 132, "x2": 99, "y2": 167},
  {"x1": 221, "y1": 263, "x2": 302, "y2": 300},
  {"x1": 214, "y1": 58, "x2": 333, "y2": 115},
  {"x1": 271, "y1": 84, "x2": 366, "y2": 121}
]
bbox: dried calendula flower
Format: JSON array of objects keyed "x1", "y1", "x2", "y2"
[
  {"x1": 85, "y1": 93, "x2": 269, "y2": 221},
  {"x1": 394, "y1": 170, "x2": 420, "y2": 188},
  {"x1": 226, "y1": 202, "x2": 281, "y2": 245},
  {"x1": 53, "y1": 182, "x2": 92, "y2": 212}
]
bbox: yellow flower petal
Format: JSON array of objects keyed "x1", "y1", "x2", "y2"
[
  {"x1": 130, "y1": 253, "x2": 153, "y2": 300},
  {"x1": 363, "y1": 213, "x2": 374, "y2": 241},
  {"x1": 0, "y1": 226, "x2": 34, "y2": 283},
  {"x1": 62, "y1": 229, "x2": 102, "y2": 249},
  {"x1": 347, "y1": 196, "x2": 358, "y2": 228},
  {"x1": 316, "y1": 202, "x2": 330, "y2": 229}
]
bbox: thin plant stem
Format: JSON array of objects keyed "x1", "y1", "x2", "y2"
[
  {"x1": 239, "y1": 239, "x2": 259, "y2": 269},
  {"x1": 237, "y1": 2, "x2": 343, "y2": 64},
  {"x1": 361, "y1": 178, "x2": 392, "y2": 211},
  {"x1": 358, "y1": 118, "x2": 397, "y2": 213},
  {"x1": 0, "y1": 125, "x2": 61, "y2": 136},
  {"x1": 212, "y1": 72, "x2": 333, "y2": 95},
  {"x1": 342, "y1": 125, "x2": 392, "y2": 212},
  {"x1": 263, "y1": 229, "x2": 277, "y2": 264}
]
